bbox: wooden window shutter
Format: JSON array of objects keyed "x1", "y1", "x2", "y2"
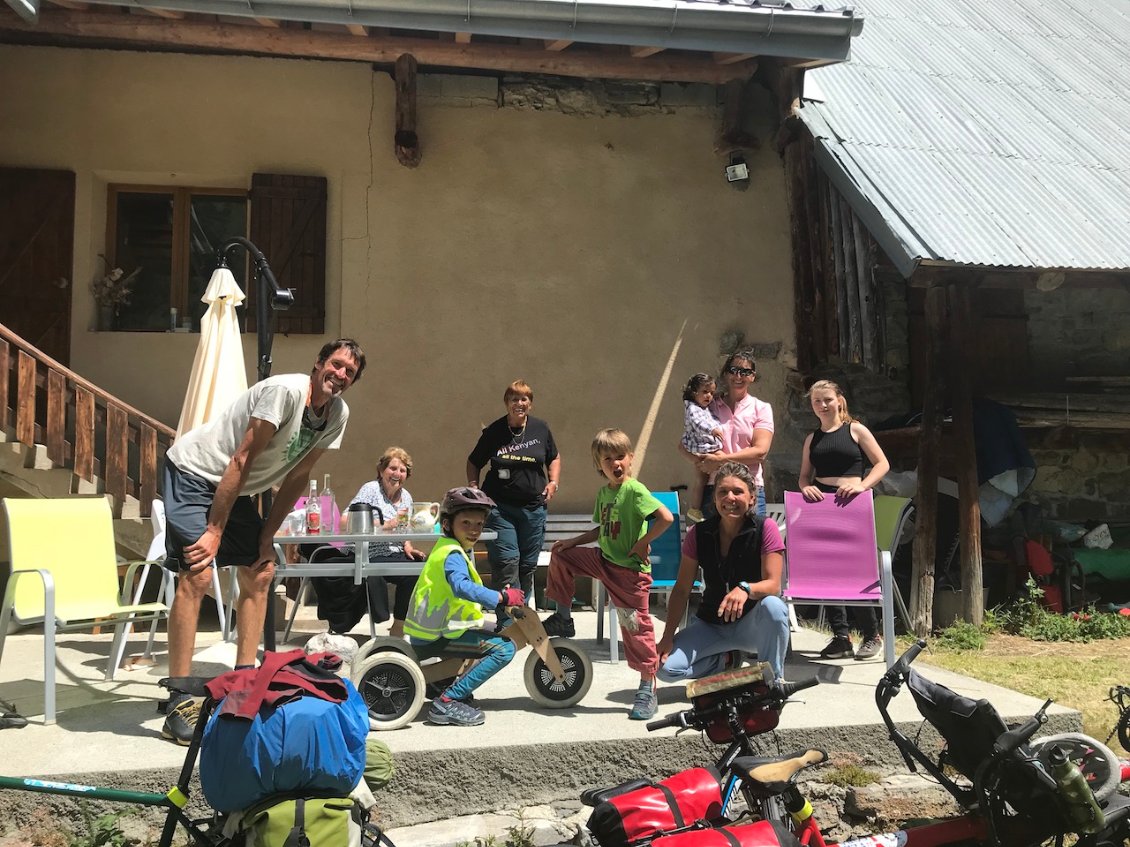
[{"x1": 247, "y1": 173, "x2": 327, "y2": 334}]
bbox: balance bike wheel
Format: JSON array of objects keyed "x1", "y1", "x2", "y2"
[
  {"x1": 524, "y1": 637, "x2": 593, "y2": 708},
  {"x1": 352, "y1": 652, "x2": 425, "y2": 730},
  {"x1": 351, "y1": 636, "x2": 417, "y2": 676},
  {"x1": 1117, "y1": 707, "x2": 1130, "y2": 753}
]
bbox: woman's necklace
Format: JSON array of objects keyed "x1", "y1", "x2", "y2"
[{"x1": 508, "y1": 418, "x2": 527, "y2": 440}]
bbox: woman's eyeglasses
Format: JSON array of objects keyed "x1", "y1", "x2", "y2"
[{"x1": 726, "y1": 366, "x2": 755, "y2": 377}]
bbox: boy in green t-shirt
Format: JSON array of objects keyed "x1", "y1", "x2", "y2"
[{"x1": 541, "y1": 429, "x2": 674, "y2": 720}]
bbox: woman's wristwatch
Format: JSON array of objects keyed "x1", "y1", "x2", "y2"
[{"x1": 737, "y1": 581, "x2": 752, "y2": 597}]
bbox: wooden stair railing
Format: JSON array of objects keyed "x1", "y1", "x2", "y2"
[{"x1": 0, "y1": 322, "x2": 175, "y2": 518}]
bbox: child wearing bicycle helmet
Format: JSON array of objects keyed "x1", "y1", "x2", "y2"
[{"x1": 404, "y1": 486, "x2": 525, "y2": 727}]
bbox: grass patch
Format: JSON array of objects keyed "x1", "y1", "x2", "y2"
[
  {"x1": 820, "y1": 763, "x2": 882, "y2": 788},
  {"x1": 912, "y1": 633, "x2": 1130, "y2": 741},
  {"x1": 892, "y1": 579, "x2": 1130, "y2": 743}
]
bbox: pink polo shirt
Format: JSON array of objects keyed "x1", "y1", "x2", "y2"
[{"x1": 709, "y1": 394, "x2": 774, "y2": 487}]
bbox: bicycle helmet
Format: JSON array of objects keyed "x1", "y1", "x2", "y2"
[{"x1": 439, "y1": 487, "x2": 496, "y2": 522}]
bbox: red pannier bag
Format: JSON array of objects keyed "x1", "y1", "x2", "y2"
[
  {"x1": 652, "y1": 820, "x2": 800, "y2": 847},
  {"x1": 587, "y1": 767, "x2": 723, "y2": 847}
]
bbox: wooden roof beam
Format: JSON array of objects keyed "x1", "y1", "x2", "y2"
[
  {"x1": 544, "y1": 39, "x2": 572, "y2": 51},
  {"x1": 909, "y1": 264, "x2": 1130, "y2": 289},
  {"x1": 137, "y1": 6, "x2": 184, "y2": 18},
  {"x1": 254, "y1": 17, "x2": 280, "y2": 28},
  {"x1": 47, "y1": 0, "x2": 88, "y2": 8},
  {"x1": 454, "y1": 31, "x2": 471, "y2": 44},
  {"x1": 714, "y1": 52, "x2": 755, "y2": 65},
  {"x1": 3, "y1": 10, "x2": 758, "y2": 84},
  {"x1": 630, "y1": 46, "x2": 665, "y2": 58},
  {"x1": 346, "y1": 23, "x2": 369, "y2": 37}
]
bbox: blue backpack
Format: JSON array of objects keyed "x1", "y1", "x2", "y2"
[{"x1": 200, "y1": 654, "x2": 369, "y2": 813}]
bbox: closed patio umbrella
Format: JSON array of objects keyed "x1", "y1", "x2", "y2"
[{"x1": 175, "y1": 266, "x2": 248, "y2": 438}]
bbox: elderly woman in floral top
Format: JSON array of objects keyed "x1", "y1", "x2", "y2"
[{"x1": 312, "y1": 446, "x2": 425, "y2": 637}]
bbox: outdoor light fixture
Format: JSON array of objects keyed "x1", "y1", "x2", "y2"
[
  {"x1": 726, "y1": 153, "x2": 750, "y2": 188},
  {"x1": 213, "y1": 236, "x2": 294, "y2": 384}
]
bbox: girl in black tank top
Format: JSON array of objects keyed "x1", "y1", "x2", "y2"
[
  {"x1": 798, "y1": 380, "x2": 890, "y2": 504},
  {"x1": 797, "y1": 379, "x2": 892, "y2": 660}
]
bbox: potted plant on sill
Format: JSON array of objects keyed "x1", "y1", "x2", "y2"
[{"x1": 91, "y1": 255, "x2": 140, "y2": 331}]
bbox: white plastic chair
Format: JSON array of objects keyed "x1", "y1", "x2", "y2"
[{"x1": 132, "y1": 500, "x2": 237, "y2": 652}]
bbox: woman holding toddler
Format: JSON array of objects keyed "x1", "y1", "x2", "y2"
[{"x1": 680, "y1": 349, "x2": 774, "y2": 519}]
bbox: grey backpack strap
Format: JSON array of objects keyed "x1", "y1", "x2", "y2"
[{"x1": 283, "y1": 798, "x2": 310, "y2": 847}]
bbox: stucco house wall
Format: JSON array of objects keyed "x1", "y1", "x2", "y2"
[{"x1": 0, "y1": 45, "x2": 795, "y2": 508}]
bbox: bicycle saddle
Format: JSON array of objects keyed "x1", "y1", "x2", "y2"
[{"x1": 732, "y1": 748, "x2": 828, "y2": 796}]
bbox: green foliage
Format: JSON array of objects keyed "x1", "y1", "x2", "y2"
[
  {"x1": 456, "y1": 814, "x2": 535, "y2": 847},
  {"x1": 820, "y1": 763, "x2": 881, "y2": 788},
  {"x1": 934, "y1": 619, "x2": 987, "y2": 651},
  {"x1": 70, "y1": 804, "x2": 130, "y2": 847},
  {"x1": 505, "y1": 819, "x2": 536, "y2": 847},
  {"x1": 989, "y1": 578, "x2": 1130, "y2": 642}
]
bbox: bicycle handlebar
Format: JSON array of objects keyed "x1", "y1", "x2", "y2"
[
  {"x1": 992, "y1": 699, "x2": 1051, "y2": 756},
  {"x1": 646, "y1": 676, "x2": 820, "y2": 733},
  {"x1": 780, "y1": 676, "x2": 820, "y2": 698}
]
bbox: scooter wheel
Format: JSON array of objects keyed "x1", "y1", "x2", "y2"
[
  {"x1": 353, "y1": 652, "x2": 425, "y2": 730},
  {"x1": 524, "y1": 637, "x2": 593, "y2": 708}
]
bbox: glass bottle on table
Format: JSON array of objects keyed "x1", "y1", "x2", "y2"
[
  {"x1": 305, "y1": 478, "x2": 321, "y2": 535},
  {"x1": 319, "y1": 473, "x2": 336, "y2": 534}
]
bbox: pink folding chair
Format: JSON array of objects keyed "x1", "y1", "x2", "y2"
[{"x1": 783, "y1": 489, "x2": 896, "y2": 667}]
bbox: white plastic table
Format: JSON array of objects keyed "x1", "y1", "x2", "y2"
[{"x1": 264, "y1": 529, "x2": 497, "y2": 647}]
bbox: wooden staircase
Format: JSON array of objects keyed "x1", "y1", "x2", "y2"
[{"x1": 0, "y1": 322, "x2": 174, "y2": 555}]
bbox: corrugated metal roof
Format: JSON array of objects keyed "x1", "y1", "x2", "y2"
[{"x1": 799, "y1": 0, "x2": 1130, "y2": 276}]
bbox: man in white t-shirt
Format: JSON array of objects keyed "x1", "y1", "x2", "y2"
[{"x1": 159, "y1": 338, "x2": 365, "y2": 744}]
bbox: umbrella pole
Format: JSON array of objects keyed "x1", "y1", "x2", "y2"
[{"x1": 214, "y1": 236, "x2": 294, "y2": 651}]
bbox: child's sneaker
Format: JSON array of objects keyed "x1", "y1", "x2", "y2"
[
  {"x1": 427, "y1": 696, "x2": 485, "y2": 727},
  {"x1": 818, "y1": 635, "x2": 855, "y2": 659},
  {"x1": 854, "y1": 636, "x2": 882, "y2": 661},
  {"x1": 686, "y1": 508, "x2": 705, "y2": 524},
  {"x1": 541, "y1": 612, "x2": 575, "y2": 638},
  {"x1": 629, "y1": 683, "x2": 658, "y2": 721}
]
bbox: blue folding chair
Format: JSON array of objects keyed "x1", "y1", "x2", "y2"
[{"x1": 597, "y1": 491, "x2": 699, "y2": 663}]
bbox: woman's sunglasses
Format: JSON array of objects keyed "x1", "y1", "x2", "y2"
[{"x1": 726, "y1": 366, "x2": 755, "y2": 377}]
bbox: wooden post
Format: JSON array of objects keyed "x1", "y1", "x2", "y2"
[
  {"x1": 717, "y1": 79, "x2": 759, "y2": 153},
  {"x1": 949, "y1": 283, "x2": 984, "y2": 625},
  {"x1": 910, "y1": 285, "x2": 946, "y2": 636},
  {"x1": 394, "y1": 53, "x2": 421, "y2": 168}
]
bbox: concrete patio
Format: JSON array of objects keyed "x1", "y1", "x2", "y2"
[{"x1": 0, "y1": 600, "x2": 1080, "y2": 830}]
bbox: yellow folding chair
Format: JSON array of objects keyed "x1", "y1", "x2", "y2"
[
  {"x1": 0, "y1": 497, "x2": 168, "y2": 724},
  {"x1": 873, "y1": 495, "x2": 914, "y2": 630}
]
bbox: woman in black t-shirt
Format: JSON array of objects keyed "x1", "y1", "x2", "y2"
[{"x1": 466, "y1": 380, "x2": 562, "y2": 623}]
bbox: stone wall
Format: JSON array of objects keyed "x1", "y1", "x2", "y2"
[
  {"x1": 1026, "y1": 287, "x2": 1130, "y2": 384},
  {"x1": 1026, "y1": 428, "x2": 1130, "y2": 521}
]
